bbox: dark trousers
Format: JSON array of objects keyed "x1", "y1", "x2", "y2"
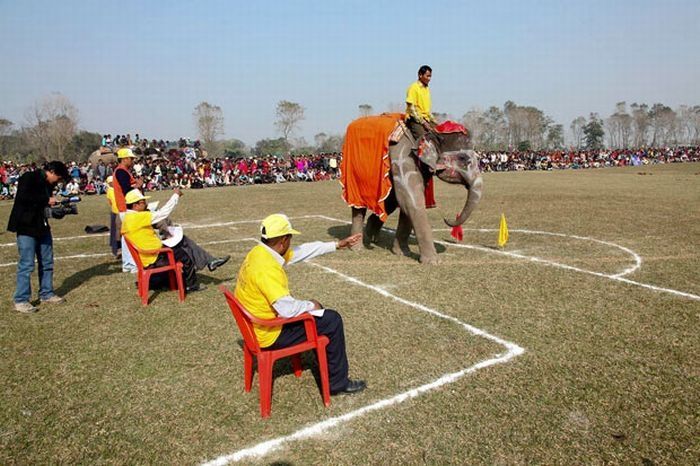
[
  {"x1": 268, "y1": 309, "x2": 350, "y2": 393},
  {"x1": 178, "y1": 235, "x2": 215, "y2": 271},
  {"x1": 109, "y1": 212, "x2": 121, "y2": 256},
  {"x1": 148, "y1": 245, "x2": 197, "y2": 289},
  {"x1": 406, "y1": 118, "x2": 427, "y2": 143}
]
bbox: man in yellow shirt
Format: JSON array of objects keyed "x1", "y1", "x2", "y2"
[
  {"x1": 105, "y1": 176, "x2": 121, "y2": 258},
  {"x1": 234, "y1": 214, "x2": 366, "y2": 395},
  {"x1": 405, "y1": 64, "x2": 437, "y2": 142},
  {"x1": 121, "y1": 188, "x2": 220, "y2": 293}
]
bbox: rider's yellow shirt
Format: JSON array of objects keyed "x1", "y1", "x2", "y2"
[{"x1": 405, "y1": 81, "x2": 433, "y2": 121}]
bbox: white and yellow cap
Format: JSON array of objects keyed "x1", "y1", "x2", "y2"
[
  {"x1": 124, "y1": 189, "x2": 151, "y2": 205},
  {"x1": 105, "y1": 175, "x2": 113, "y2": 184},
  {"x1": 260, "y1": 214, "x2": 300, "y2": 239},
  {"x1": 117, "y1": 148, "x2": 136, "y2": 159}
]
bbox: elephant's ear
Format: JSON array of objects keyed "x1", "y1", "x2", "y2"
[{"x1": 418, "y1": 138, "x2": 439, "y2": 171}]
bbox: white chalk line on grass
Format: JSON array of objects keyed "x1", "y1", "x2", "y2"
[
  {"x1": 1, "y1": 214, "x2": 696, "y2": 461},
  {"x1": 316, "y1": 215, "x2": 700, "y2": 302},
  {"x1": 1, "y1": 215, "x2": 697, "y2": 302},
  {"x1": 0, "y1": 232, "x2": 109, "y2": 247},
  {"x1": 1, "y1": 215, "x2": 697, "y2": 303},
  {"x1": 0, "y1": 237, "x2": 254, "y2": 268},
  {"x1": 202, "y1": 260, "x2": 524, "y2": 465},
  {"x1": 433, "y1": 227, "x2": 642, "y2": 278},
  {"x1": 0, "y1": 215, "x2": 326, "y2": 247}
]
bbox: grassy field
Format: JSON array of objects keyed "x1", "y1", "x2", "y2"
[{"x1": 1, "y1": 163, "x2": 699, "y2": 465}]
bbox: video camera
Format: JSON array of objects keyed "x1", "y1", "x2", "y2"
[{"x1": 46, "y1": 196, "x2": 81, "y2": 219}]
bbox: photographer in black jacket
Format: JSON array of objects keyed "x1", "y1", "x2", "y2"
[{"x1": 7, "y1": 161, "x2": 69, "y2": 313}]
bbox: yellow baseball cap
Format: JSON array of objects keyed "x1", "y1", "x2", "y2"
[
  {"x1": 260, "y1": 214, "x2": 300, "y2": 239},
  {"x1": 105, "y1": 176, "x2": 113, "y2": 183},
  {"x1": 124, "y1": 189, "x2": 151, "y2": 204},
  {"x1": 117, "y1": 148, "x2": 136, "y2": 159}
]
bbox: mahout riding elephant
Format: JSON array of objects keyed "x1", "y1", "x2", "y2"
[{"x1": 342, "y1": 116, "x2": 482, "y2": 265}]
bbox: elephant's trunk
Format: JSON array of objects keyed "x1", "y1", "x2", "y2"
[{"x1": 443, "y1": 172, "x2": 483, "y2": 227}]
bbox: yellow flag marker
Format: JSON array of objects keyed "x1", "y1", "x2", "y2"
[{"x1": 498, "y1": 213, "x2": 509, "y2": 248}]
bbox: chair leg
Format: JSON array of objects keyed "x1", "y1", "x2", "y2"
[
  {"x1": 140, "y1": 271, "x2": 150, "y2": 306},
  {"x1": 176, "y1": 263, "x2": 185, "y2": 302},
  {"x1": 244, "y1": 348, "x2": 253, "y2": 392},
  {"x1": 258, "y1": 355, "x2": 274, "y2": 418},
  {"x1": 291, "y1": 354, "x2": 303, "y2": 378},
  {"x1": 316, "y1": 342, "x2": 331, "y2": 407},
  {"x1": 168, "y1": 269, "x2": 176, "y2": 291}
]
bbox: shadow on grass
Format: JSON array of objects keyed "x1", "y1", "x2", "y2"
[
  {"x1": 443, "y1": 238, "x2": 500, "y2": 250},
  {"x1": 233, "y1": 338, "x2": 327, "y2": 398},
  {"x1": 326, "y1": 224, "x2": 447, "y2": 262},
  {"x1": 198, "y1": 274, "x2": 227, "y2": 287},
  {"x1": 54, "y1": 261, "x2": 120, "y2": 297},
  {"x1": 134, "y1": 272, "x2": 227, "y2": 305}
]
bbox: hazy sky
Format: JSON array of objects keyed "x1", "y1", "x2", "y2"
[{"x1": 1, "y1": 0, "x2": 699, "y2": 146}]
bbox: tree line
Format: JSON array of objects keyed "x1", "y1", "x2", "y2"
[
  {"x1": 0, "y1": 93, "x2": 101, "y2": 163},
  {"x1": 2, "y1": 94, "x2": 699, "y2": 162},
  {"x1": 462, "y1": 101, "x2": 700, "y2": 151}
]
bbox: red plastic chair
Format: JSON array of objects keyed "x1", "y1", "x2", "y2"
[
  {"x1": 219, "y1": 285, "x2": 331, "y2": 418},
  {"x1": 124, "y1": 237, "x2": 185, "y2": 306}
]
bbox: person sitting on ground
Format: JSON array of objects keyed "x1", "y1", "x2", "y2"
[
  {"x1": 65, "y1": 178, "x2": 80, "y2": 195},
  {"x1": 121, "y1": 188, "x2": 229, "y2": 293},
  {"x1": 234, "y1": 214, "x2": 366, "y2": 395},
  {"x1": 84, "y1": 180, "x2": 96, "y2": 195}
]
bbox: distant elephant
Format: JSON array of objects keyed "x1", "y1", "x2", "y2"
[
  {"x1": 87, "y1": 149, "x2": 117, "y2": 169},
  {"x1": 342, "y1": 117, "x2": 483, "y2": 265}
]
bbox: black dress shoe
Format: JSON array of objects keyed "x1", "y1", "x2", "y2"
[
  {"x1": 186, "y1": 283, "x2": 207, "y2": 293},
  {"x1": 331, "y1": 379, "x2": 367, "y2": 396},
  {"x1": 207, "y1": 255, "x2": 231, "y2": 272}
]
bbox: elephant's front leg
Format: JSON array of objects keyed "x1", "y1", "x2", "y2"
[
  {"x1": 391, "y1": 154, "x2": 439, "y2": 265},
  {"x1": 365, "y1": 213, "x2": 383, "y2": 245},
  {"x1": 350, "y1": 207, "x2": 366, "y2": 250},
  {"x1": 392, "y1": 210, "x2": 412, "y2": 257}
]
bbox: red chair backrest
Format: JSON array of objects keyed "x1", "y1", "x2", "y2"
[
  {"x1": 123, "y1": 236, "x2": 146, "y2": 270},
  {"x1": 221, "y1": 287, "x2": 262, "y2": 354}
]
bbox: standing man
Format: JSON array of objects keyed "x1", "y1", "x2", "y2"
[
  {"x1": 113, "y1": 148, "x2": 142, "y2": 272},
  {"x1": 405, "y1": 65, "x2": 437, "y2": 142},
  {"x1": 105, "y1": 176, "x2": 121, "y2": 258},
  {"x1": 234, "y1": 214, "x2": 366, "y2": 395},
  {"x1": 7, "y1": 161, "x2": 69, "y2": 313}
]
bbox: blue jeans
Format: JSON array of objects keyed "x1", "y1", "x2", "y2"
[
  {"x1": 121, "y1": 236, "x2": 136, "y2": 271},
  {"x1": 14, "y1": 234, "x2": 55, "y2": 303}
]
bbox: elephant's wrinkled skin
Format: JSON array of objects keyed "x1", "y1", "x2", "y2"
[{"x1": 350, "y1": 130, "x2": 483, "y2": 264}]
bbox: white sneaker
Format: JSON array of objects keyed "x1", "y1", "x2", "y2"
[
  {"x1": 41, "y1": 295, "x2": 65, "y2": 304},
  {"x1": 15, "y1": 302, "x2": 38, "y2": 313}
]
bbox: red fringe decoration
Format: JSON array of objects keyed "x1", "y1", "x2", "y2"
[
  {"x1": 450, "y1": 214, "x2": 463, "y2": 242},
  {"x1": 424, "y1": 177, "x2": 436, "y2": 209}
]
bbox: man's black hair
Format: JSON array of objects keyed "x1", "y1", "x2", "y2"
[
  {"x1": 261, "y1": 234, "x2": 290, "y2": 246},
  {"x1": 418, "y1": 65, "x2": 432, "y2": 76},
  {"x1": 45, "y1": 160, "x2": 69, "y2": 181}
]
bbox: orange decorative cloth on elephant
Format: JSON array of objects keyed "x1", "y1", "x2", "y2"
[{"x1": 340, "y1": 113, "x2": 404, "y2": 221}]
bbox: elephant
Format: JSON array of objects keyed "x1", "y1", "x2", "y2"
[{"x1": 347, "y1": 124, "x2": 483, "y2": 265}]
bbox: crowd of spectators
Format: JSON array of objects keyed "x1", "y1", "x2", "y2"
[
  {"x1": 479, "y1": 146, "x2": 700, "y2": 172},
  {"x1": 0, "y1": 134, "x2": 342, "y2": 199},
  {"x1": 0, "y1": 143, "x2": 698, "y2": 200}
]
